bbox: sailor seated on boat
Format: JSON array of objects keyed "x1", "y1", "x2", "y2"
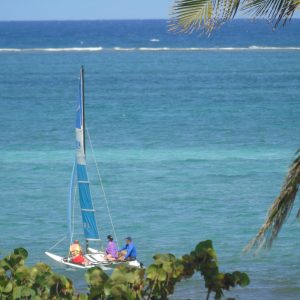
[
  {"x1": 105, "y1": 235, "x2": 118, "y2": 261},
  {"x1": 69, "y1": 240, "x2": 89, "y2": 265},
  {"x1": 118, "y1": 237, "x2": 137, "y2": 261}
]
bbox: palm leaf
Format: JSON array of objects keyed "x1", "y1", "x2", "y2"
[
  {"x1": 170, "y1": 0, "x2": 300, "y2": 33},
  {"x1": 245, "y1": 150, "x2": 300, "y2": 252},
  {"x1": 242, "y1": 0, "x2": 300, "y2": 27},
  {"x1": 169, "y1": 0, "x2": 241, "y2": 33},
  {"x1": 170, "y1": 0, "x2": 213, "y2": 33}
]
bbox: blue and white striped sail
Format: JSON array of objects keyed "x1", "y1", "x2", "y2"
[
  {"x1": 67, "y1": 162, "x2": 76, "y2": 244},
  {"x1": 74, "y1": 67, "x2": 100, "y2": 241}
]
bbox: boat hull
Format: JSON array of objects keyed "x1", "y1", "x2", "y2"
[
  {"x1": 87, "y1": 247, "x2": 142, "y2": 268},
  {"x1": 45, "y1": 249, "x2": 142, "y2": 270}
]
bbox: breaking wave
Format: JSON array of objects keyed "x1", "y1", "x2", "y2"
[
  {"x1": 113, "y1": 47, "x2": 136, "y2": 51},
  {"x1": 1, "y1": 46, "x2": 300, "y2": 53},
  {"x1": 0, "y1": 47, "x2": 103, "y2": 52}
]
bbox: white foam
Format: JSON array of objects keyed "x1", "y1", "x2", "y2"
[
  {"x1": 131, "y1": 46, "x2": 300, "y2": 52},
  {"x1": 0, "y1": 48, "x2": 22, "y2": 52},
  {"x1": 113, "y1": 47, "x2": 136, "y2": 51},
  {"x1": 0, "y1": 46, "x2": 300, "y2": 53},
  {"x1": 136, "y1": 46, "x2": 300, "y2": 51},
  {"x1": 249, "y1": 45, "x2": 259, "y2": 49},
  {"x1": 150, "y1": 38, "x2": 160, "y2": 42},
  {"x1": 248, "y1": 45, "x2": 300, "y2": 50},
  {"x1": 0, "y1": 47, "x2": 103, "y2": 52},
  {"x1": 138, "y1": 47, "x2": 170, "y2": 51},
  {"x1": 33, "y1": 47, "x2": 103, "y2": 52}
]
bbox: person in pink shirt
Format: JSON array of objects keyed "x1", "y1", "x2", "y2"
[{"x1": 105, "y1": 235, "x2": 118, "y2": 261}]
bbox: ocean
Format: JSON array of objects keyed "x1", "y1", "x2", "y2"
[{"x1": 0, "y1": 19, "x2": 300, "y2": 299}]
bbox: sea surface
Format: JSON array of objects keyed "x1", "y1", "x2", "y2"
[{"x1": 0, "y1": 20, "x2": 300, "y2": 299}]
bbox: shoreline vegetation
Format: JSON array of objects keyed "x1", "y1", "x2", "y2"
[{"x1": 0, "y1": 240, "x2": 249, "y2": 300}]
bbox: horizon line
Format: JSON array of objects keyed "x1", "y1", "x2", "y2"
[{"x1": 2, "y1": 17, "x2": 299, "y2": 22}]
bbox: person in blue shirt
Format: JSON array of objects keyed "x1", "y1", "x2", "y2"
[{"x1": 118, "y1": 237, "x2": 137, "y2": 261}]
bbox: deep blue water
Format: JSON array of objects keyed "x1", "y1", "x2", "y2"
[
  {"x1": 1, "y1": 19, "x2": 300, "y2": 49},
  {"x1": 0, "y1": 20, "x2": 300, "y2": 299}
]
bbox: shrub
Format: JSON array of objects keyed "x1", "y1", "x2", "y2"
[{"x1": 0, "y1": 240, "x2": 249, "y2": 300}]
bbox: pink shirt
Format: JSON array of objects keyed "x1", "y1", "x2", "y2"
[{"x1": 106, "y1": 241, "x2": 118, "y2": 258}]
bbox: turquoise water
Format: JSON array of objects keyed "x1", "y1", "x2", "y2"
[{"x1": 0, "y1": 20, "x2": 300, "y2": 299}]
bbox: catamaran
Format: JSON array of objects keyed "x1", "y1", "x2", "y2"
[{"x1": 45, "y1": 67, "x2": 141, "y2": 270}]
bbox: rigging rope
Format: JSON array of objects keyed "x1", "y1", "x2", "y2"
[
  {"x1": 49, "y1": 236, "x2": 67, "y2": 250},
  {"x1": 86, "y1": 124, "x2": 120, "y2": 249},
  {"x1": 50, "y1": 167, "x2": 77, "y2": 254}
]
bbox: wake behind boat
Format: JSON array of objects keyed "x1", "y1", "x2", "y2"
[{"x1": 45, "y1": 67, "x2": 142, "y2": 270}]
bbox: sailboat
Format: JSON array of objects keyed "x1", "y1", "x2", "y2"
[{"x1": 45, "y1": 67, "x2": 141, "y2": 270}]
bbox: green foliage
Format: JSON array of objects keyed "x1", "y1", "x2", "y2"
[
  {"x1": 145, "y1": 253, "x2": 184, "y2": 299},
  {"x1": 85, "y1": 240, "x2": 250, "y2": 300},
  {"x1": 0, "y1": 248, "x2": 75, "y2": 299},
  {"x1": 179, "y1": 240, "x2": 250, "y2": 300},
  {"x1": 170, "y1": 0, "x2": 214, "y2": 33},
  {"x1": 86, "y1": 265, "x2": 144, "y2": 300},
  {"x1": 245, "y1": 150, "x2": 300, "y2": 252},
  {"x1": 0, "y1": 241, "x2": 250, "y2": 299},
  {"x1": 170, "y1": 0, "x2": 300, "y2": 33}
]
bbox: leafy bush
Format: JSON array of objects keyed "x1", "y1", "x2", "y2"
[
  {"x1": 0, "y1": 240, "x2": 250, "y2": 300},
  {"x1": 0, "y1": 248, "x2": 74, "y2": 299},
  {"x1": 85, "y1": 240, "x2": 249, "y2": 300}
]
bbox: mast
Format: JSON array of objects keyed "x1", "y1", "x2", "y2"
[
  {"x1": 80, "y1": 66, "x2": 88, "y2": 251},
  {"x1": 75, "y1": 66, "x2": 101, "y2": 247},
  {"x1": 80, "y1": 66, "x2": 86, "y2": 154}
]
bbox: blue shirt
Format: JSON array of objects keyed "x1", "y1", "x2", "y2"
[{"x1": 119, "y1": 242, "x2": 137, "y2": 259}]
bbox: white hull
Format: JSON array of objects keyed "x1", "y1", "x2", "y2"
[
  {"x1": 45, "y1": 248, "x2": 142, "y2": 270},
  {"x1": 87, "y1": 247, "x2": 142, "y2": 268}
]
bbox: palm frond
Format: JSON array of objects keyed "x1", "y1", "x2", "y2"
[
  {"x1": 169, "y1": 0, "x2": 241, "y2": 34},
  {"x1": 169, "y1": 0, "x2": 300, "y2": 33},
  {"x1": 242, "y1": 0, "x2": 300, "y2": 27},
  {"x1": 245, "y1": 150, "x2": 300, "y2": 253},
  {"x1": 170, "y1": 0, "x2": 213, "y2": 33}
]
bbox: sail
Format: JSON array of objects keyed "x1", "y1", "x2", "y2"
[
  {"x1": 67, "y1": 162, "x2": 76, "y2": 244},
  {"x1": 75, "y1": 66, "x2": 100, "y2": 241}
]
